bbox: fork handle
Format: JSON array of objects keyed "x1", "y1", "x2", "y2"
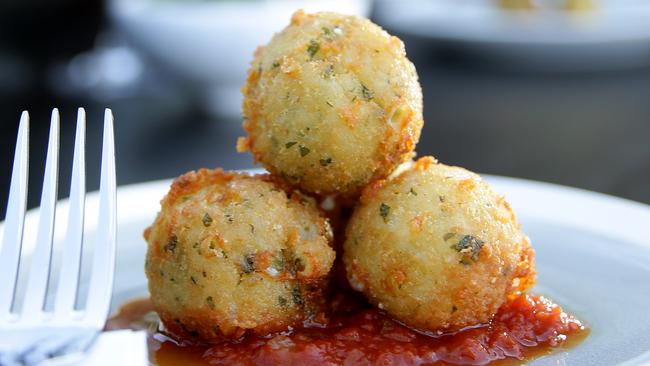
[{"x1": 0, "y1": 329, "x2": 97, "y2": 366}]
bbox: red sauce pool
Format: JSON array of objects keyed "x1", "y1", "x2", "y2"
[{"x1": 106, "y1": 293, "x2": 587, "y2": 366}]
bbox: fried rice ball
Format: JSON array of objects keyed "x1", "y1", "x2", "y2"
[
  {"x1": 343, "y1": 157, "x2": 535, "y2": 334},
  {"x1": 144, "y1": 169, "x2": 336, "y2": 341},
  {"x1": 239, "y1": 10, "x2": 423, "y2": 198}
]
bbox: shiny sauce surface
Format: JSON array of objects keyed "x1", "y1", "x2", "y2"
[{"x1": 107, "y1": 293, "x2": 587, "y2": 366}]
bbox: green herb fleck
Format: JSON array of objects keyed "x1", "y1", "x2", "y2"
[
  {"x1": 299, "y1": 145, "x2": 310, "y2": 157},
  {"x1": 272, "y1": 250, "x2": 286, "y2": 272},
  {"x1": 453, "y1": 235, "x2": 485, "y2": 264},
  {"x1": 202, "y1": 213, "x2": 213, "y2": 227},
  {"x1": 292, "y1": 285, "x2": 303, "y2": 305},
  {"x1": 285, "y1": 141, "x2": 297, "y2": 148},
  {"x1": 206, "y1": 296, "x2": 215, "y2": 310},
  {"x1": 326, "y1": 101, "x2": 334, "y2": 107},
  {"x1": 379, "y1": 203, "x2": 391, "y2": 222},
  {"x1": 319, "y1": 157, "x2": 332, "y2": 166},
  {"x1": 165, "y1": 234, "x2": 178, "y2": 253},
  {"x1": 361, "y1": 84, "x2": 374, "y2": 101},
  {"x1": 323, "y1": 64, "x2": 335, "y2": 79},
  {"x1": 439, "y1": 196, "x2": 445, "y2": 203},
  {"x1": 408, "y1": 188, "x2": 418, "y2": 196},
  {"x1": 289, "y1": 257, "x2": 304, "y2": 276},
  {"x1": 249, "y1": 224, "x2": 255, "y2": 234},
  {"x1": 443, "y1": 233, "x2": 456, "y2": 241},
  {"x1": 278, "y1": 296, "x2": 288, "y2": 306},
  {"x1": 242, "y1": 253, "x2": 256, "y2": 273},
  {"x1": 307, "y1": 40, "x2": 320, "y2": 58},
  {"x1": 224, "y1": 213, "x2": 234, "y2": 223},
  {"x1": 272, "y1": 61, "x2": 280, "y2": 68},
  {"x1": 190, "y1": 276, "x2": 198, "y2": 285},
  {"x1": 322, "y1": 27, "x2": 332, "y2": 36}
]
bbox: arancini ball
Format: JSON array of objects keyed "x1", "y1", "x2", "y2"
[
  {"x1": 343, "y1": 157, "x2": 535, "y2": 334},
  {"x1": 239, "y1": 10, "x2": 423, "y2": 198},
  {"x1": 144, "y1": 169, "x2": 336, "y2": 341}
]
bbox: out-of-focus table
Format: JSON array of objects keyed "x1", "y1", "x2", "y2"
[{"x1": 414, "y1": 47, "x2": 650, "y2": 205}]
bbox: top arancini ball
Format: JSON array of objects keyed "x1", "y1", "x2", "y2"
[{"x1": 239, "y1": 10, "x2": 423, "y2": 198}]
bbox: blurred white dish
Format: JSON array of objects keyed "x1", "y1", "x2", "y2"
[
  {"x1": 3, "y1": 170, "x2": 650, "y2": 364},
  {"x1": 374, "y1": 0, "x2": 650, "y2": 71},
  {"x1": 108, "y1": 0, "x2": 371, "y2": 116}
]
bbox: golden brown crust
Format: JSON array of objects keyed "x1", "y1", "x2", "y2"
[
  {"x1": 161, "y1": 168, "x2": 236, "y2": 209},
  {"x1": 157, "y1": 278, "x2": 329, "y2": 341},
  {"x1": 240, "y1": 10, "x2": 423, "y2": 198},
  {"x1": 145, "y1": 169, "x2": 336, "y2": 342},
  {"x1": 343, "y1": 157, "x2": 536, "y2": 333}
]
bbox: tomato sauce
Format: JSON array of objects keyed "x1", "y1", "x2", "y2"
[{"x1": 107, "y1": 293, "x2": 587, "y2": 366}]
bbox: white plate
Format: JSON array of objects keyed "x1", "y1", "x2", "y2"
[
  {"x1": 3, "y1": 170, "x2": 650, "y2": 365},
  {"x1": 109, "y1": 0, "x2": 371, "y2": 116},
  {"x1": 374, "y1": 0, "x2": 650, "y2": 71}
]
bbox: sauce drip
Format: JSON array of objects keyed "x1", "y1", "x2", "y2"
[{"x1": 107, "y1": 293, "x2": 587, "y2": 366}]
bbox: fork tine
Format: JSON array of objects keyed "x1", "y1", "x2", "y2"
[
  {"x1": 22, "y1": 109, "x2": 60, "y2": 316},
  {"x1": 0, "y1": 111, "x2": 30, "y2": 315},
  {"x1": 54, "y1": 108, "x2": 86, "y2": 316},
  {"x1": 84, "y1": 109, "x2": 116, "y2": 326}
]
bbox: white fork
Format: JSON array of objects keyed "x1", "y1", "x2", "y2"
[{"x1": 0, "y1": 108, "x2": 116, "y2": 365}]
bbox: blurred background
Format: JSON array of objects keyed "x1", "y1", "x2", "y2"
[{"x1": 1, "y1": 0, "x2": 649, "y2": 218}]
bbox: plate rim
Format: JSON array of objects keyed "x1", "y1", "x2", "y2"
[
  {"x1": 2, "y1": 169, "x2": 650, "y2": 255},
  {"x1": 2, "y1": 171, "x2": 650, "y2": 365}
]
